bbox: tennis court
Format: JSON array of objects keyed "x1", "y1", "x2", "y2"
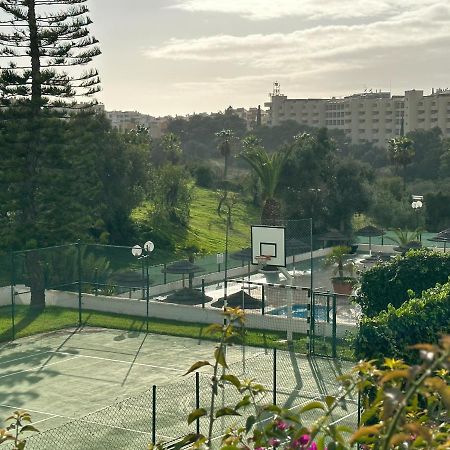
[
  {"x1": 0, "y1": 328, "x2": 259, "y2": 431},
  {"x1": 0, "y1": 328, "x2": 357, "y2": 449}
]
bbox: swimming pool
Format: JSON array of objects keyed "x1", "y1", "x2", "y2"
[{"x1": 268, "y1": 304, "x2": 329, "y2": 321}]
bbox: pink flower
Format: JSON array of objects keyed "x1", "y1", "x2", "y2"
[
  {"x1": 255, "y1": 447, "x2": 265, "y2": 450},
  {"x1": 292, "y1": 435, "x2": 318, "y2": 449},
  {"x1": 268, "y1": 438, "x2": 281, "y2": 447},
  {"x1": 276, "y1": 420, "x2": 289, "y2": 431}
]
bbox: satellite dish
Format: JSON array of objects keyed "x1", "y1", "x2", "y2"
[
  {"x1": 132, "y1": 245, "x2": 142, "y2": 257},
  {"x1": 144, "y1": 240, "x2": 155, "y2": 252}
]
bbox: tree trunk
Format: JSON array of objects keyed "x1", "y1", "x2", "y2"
[
  {"x1": 25, "y1": 252, "x2": 46, "y2": 309},
  {"x1": 261, "y1": 197, "x2": 281, "y2": 225}
]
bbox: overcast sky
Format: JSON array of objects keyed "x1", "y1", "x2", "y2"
[{"x1": 89, "y1": 0, "x2": 450, "y2": 116}]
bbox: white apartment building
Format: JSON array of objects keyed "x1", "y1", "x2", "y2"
[
  {"x1": 105, "y1": 110, "x2": 167, "y2": 138},
  {"x1": 265, "y1": 85, "x2": 450, "y2": 146}
]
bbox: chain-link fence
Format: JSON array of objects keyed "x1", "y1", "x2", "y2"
[{"x1": 2, "y1": 349, "x2": 357, "y2": 450}]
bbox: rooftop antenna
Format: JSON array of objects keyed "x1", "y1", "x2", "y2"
[{"x1": 273, "y1": 81, "x2": 281, "y2": 96}]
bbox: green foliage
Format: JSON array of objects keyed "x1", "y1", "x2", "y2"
[
  {"x1": 354, "y1": 249, "x2": 450, "y2": 316},
  {"x1": 424, "y1": 191, "x2": 450, "y2": 232},
  {"x1": 131, "y1": 187, "x2": 259, "y2": 258},
  {"x1": 166, "y1": 113, "x2": 247, "y2": 161},
  {"x1": 387, "y1": 136, "x2": 415, "y2": 175},
  {"x1": 323, "y1": 246, "x2": 355, "y2": 280},
  {"x1": 368, "y1": 177, "x2": 417, "y2": 229},
  {"x1": 279, "y1": 128, "x2": 371, "y2": 233},
  {"x1": 355, "y1": 281, "x2": 450, "y2": 362},
  {"x1": 241, "y1": 136, "x2": 293, "y2": 223},
  {"x1": 191, "y1": 164, "x2": 216, "y2": 188},
  {"x1": 404, "y1": 127, "x2": 445, "y2": 180},
  {"x1": 154, "y1": 310, "x2": 449, "y2": 450},
  {"x1": 151, "y1": 165, "x2": 193, "y2": 226},
  {"x1": 0, "y1": 410, "x2": 39, "y2": 449}
]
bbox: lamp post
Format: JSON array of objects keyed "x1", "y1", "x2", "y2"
[
  {"x1": 216, "y1": 252, "x2": 224, "y2": 288},
  {"x1": 411, "y1": 200, "x2": 423, "y2": 238},
  {"x1": 132, "y1": 240, "x2": 154, "y2": 332}
]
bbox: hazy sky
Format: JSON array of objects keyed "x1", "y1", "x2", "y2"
[{"x1": 89, "y1": 0, "x2": 450, "y2": 116}]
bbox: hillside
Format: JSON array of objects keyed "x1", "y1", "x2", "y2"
[{"x1": 132, "y1": 187, "x2": 260, "y2": 260}]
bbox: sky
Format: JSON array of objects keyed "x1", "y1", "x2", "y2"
[{"x1": 89, "y1": 0, "x2": 450, "y2": 117}]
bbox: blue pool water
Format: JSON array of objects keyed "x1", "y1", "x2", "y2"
[{"x1": 269, "y1": 304, "x2": 329, "y2": 321}]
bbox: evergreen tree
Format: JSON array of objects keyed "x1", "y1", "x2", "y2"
[{"x1": 0, "y1": 0, "x2": 100, "y2": 308}]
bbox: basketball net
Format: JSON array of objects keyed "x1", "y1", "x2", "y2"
[{"x1": 255, "y1": 255, "x2": 272, "y2": 269}]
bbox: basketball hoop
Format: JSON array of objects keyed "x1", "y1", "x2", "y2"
[{"x1": 255, "y1": 255, "x2": 272, "y2": 269}]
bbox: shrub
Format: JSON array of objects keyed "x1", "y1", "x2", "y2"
[
  {"x1": 192, "y1": 164, "x2": 216, "y2": 188},
  {"x1": 354, "y1": 249, "x2": 450, "y2": 316},
  {"x1": 355, "y1": 280, "x2": 450, "y2": 362}
]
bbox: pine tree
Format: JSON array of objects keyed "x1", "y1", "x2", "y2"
[
  {"x1": 0, "y1": 0, "x2": 101, "y2": 308},
  {"x1": 0, "y1": 0, "x2": 100, "y2": 110}
]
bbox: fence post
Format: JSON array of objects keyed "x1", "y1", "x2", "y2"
[
  {"x1": 357, "y1": 390, "x2": 361, "y2": 449},
  {"x1": 195, "y1": 372, "x2": 200, "y2": 435},
  {"x1": 146, "y1": 257, "x2": 150, "y2": 333},
  {"x1": 10, "y1": 251, "x2": 15, "y2": 341},
  {"x1": 273, "y1": 348, "x2": 277, "y2": 406},
  {"x1": 261, "y1": 284, "x2": 265, "y2": 316},
  {"x1": 201, "y1": 279, "x2": 205, "y2": 309},
  {"x1": 326, "y1": 295, "x2": 330, "y2": 323},
  {"x1": 76, "y1": 240, "x2": 82, "y2": 327},
  {"x1": 94, "y1": 267, "x2": 98, "y2": 296},
  {"x1": 152, "y1": 385, "x2": 157, "y2": 445},
  {"x1": 163, "y1": 263, "x2": 167, "y2": 285},
  {"x1": 141, "y1": 259, "x2": 145, "y2": 300},
  {"x1": 332, "y1": 294, "x2": 337, "y2": 358}
]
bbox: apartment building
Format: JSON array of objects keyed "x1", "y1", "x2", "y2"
[
  {"x1": 105, "y1": 110, "x2": 168, "y2": 138},
  {"x1": 265, "y1": 85, "x2": 450, "y2": 146},
  {"x1": 225, "y1": 105, "x2": 269, "y2": 129}
]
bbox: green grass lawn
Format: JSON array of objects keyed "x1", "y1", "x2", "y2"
[
  {"x1": 0, "y1": 305, "x2": 354, "y2": 360},
  {"x1": 132, "y1": 187, "x2": 260, "y2": 260}
]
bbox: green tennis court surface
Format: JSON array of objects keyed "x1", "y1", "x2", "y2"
[
  {"x1": 0, "y1": 328, "x2": 260, "y2": 431},
  {"x1": 0, "y1": 328, "x2": 357, "y2": 449}
]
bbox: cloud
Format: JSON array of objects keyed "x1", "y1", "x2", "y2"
[
  {"x1": 146, "y1": 2, "x2": 450, "y2": 72},
  {"x1": 170, "y1": 0, "x2": 437, "y2": 21}
]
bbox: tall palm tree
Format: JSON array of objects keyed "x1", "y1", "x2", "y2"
[
  {"x1": 241, "y1": 136, "x2": 292, "y2": 224},
  {"x1": 215, "y1": 129, "x2": 234, "y2": 217},
  {"x1": 387, "y1": 136, "x2": 415, "y2": 189}
]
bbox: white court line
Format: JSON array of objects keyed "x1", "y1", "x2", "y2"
[
  {"x1": 0, "y1": 351, "x2": 53, "y2": 366},
  {"x1": 0, "y1": 403, "x2": 72, "y2": 420},
  {"x1": 0, "y1": 403, "x2": 154, "y2": 436},
  {"x1": 30, "y1": 415, "x2": 59, "y2": 426},
  {"x1": 53, "y1": 351, "x2": 186, "y2": 373},
  {"x1": 0, "y1": 356, "x2": 81, "y2": 380}
]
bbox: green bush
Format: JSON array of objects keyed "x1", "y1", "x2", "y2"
[
  {"x1": 355, "y1": 280, "x2": 450, "y2": 362},
  {"x1": 355, "y1": 249, "x2": 450, "y2": 316}
]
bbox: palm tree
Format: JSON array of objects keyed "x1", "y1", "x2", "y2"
[
  {"x1": 241, "y1": 136, "x2": 292, "y2": 224},
  {"x1": 387, "y1": 136, "x2": 415, "y2": 189},
  {"x1": 323, "y1": 245, "x2": 355, "y2": 279},
  {"x1": 215, "y1": 129, "x2": 234, "y2": 218}
]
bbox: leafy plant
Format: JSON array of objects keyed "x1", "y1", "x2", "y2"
[
  {"x1": 151, "y1": 310, "x2": 449, "y2": 450},
  {"x1": 355, "y1": 280, "x2": 450, "y2": 362},
  {"x1": 0, "y1": 410, "x2": 38, "y2": 449},
  {"x1": 354, "y1": 249, "x2": 450, "y2": 316},
  {"x1": 323, "y1": 246, "x2": 356, "y2": 281},
  {"x1": 387, "y1": 229, "x2": 421, "y2": 247}
]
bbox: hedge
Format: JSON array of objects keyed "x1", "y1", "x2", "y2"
[
  {"x1": 354, "y1": 249, "x2": 450, "y2": 316},
  {"x1": 354, "y1": 280, "x2": 450, "y2": 362}
]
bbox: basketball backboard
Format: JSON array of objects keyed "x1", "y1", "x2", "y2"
[{"x1": 251, "y1": 225, "x2": 286, "y2": 267}]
